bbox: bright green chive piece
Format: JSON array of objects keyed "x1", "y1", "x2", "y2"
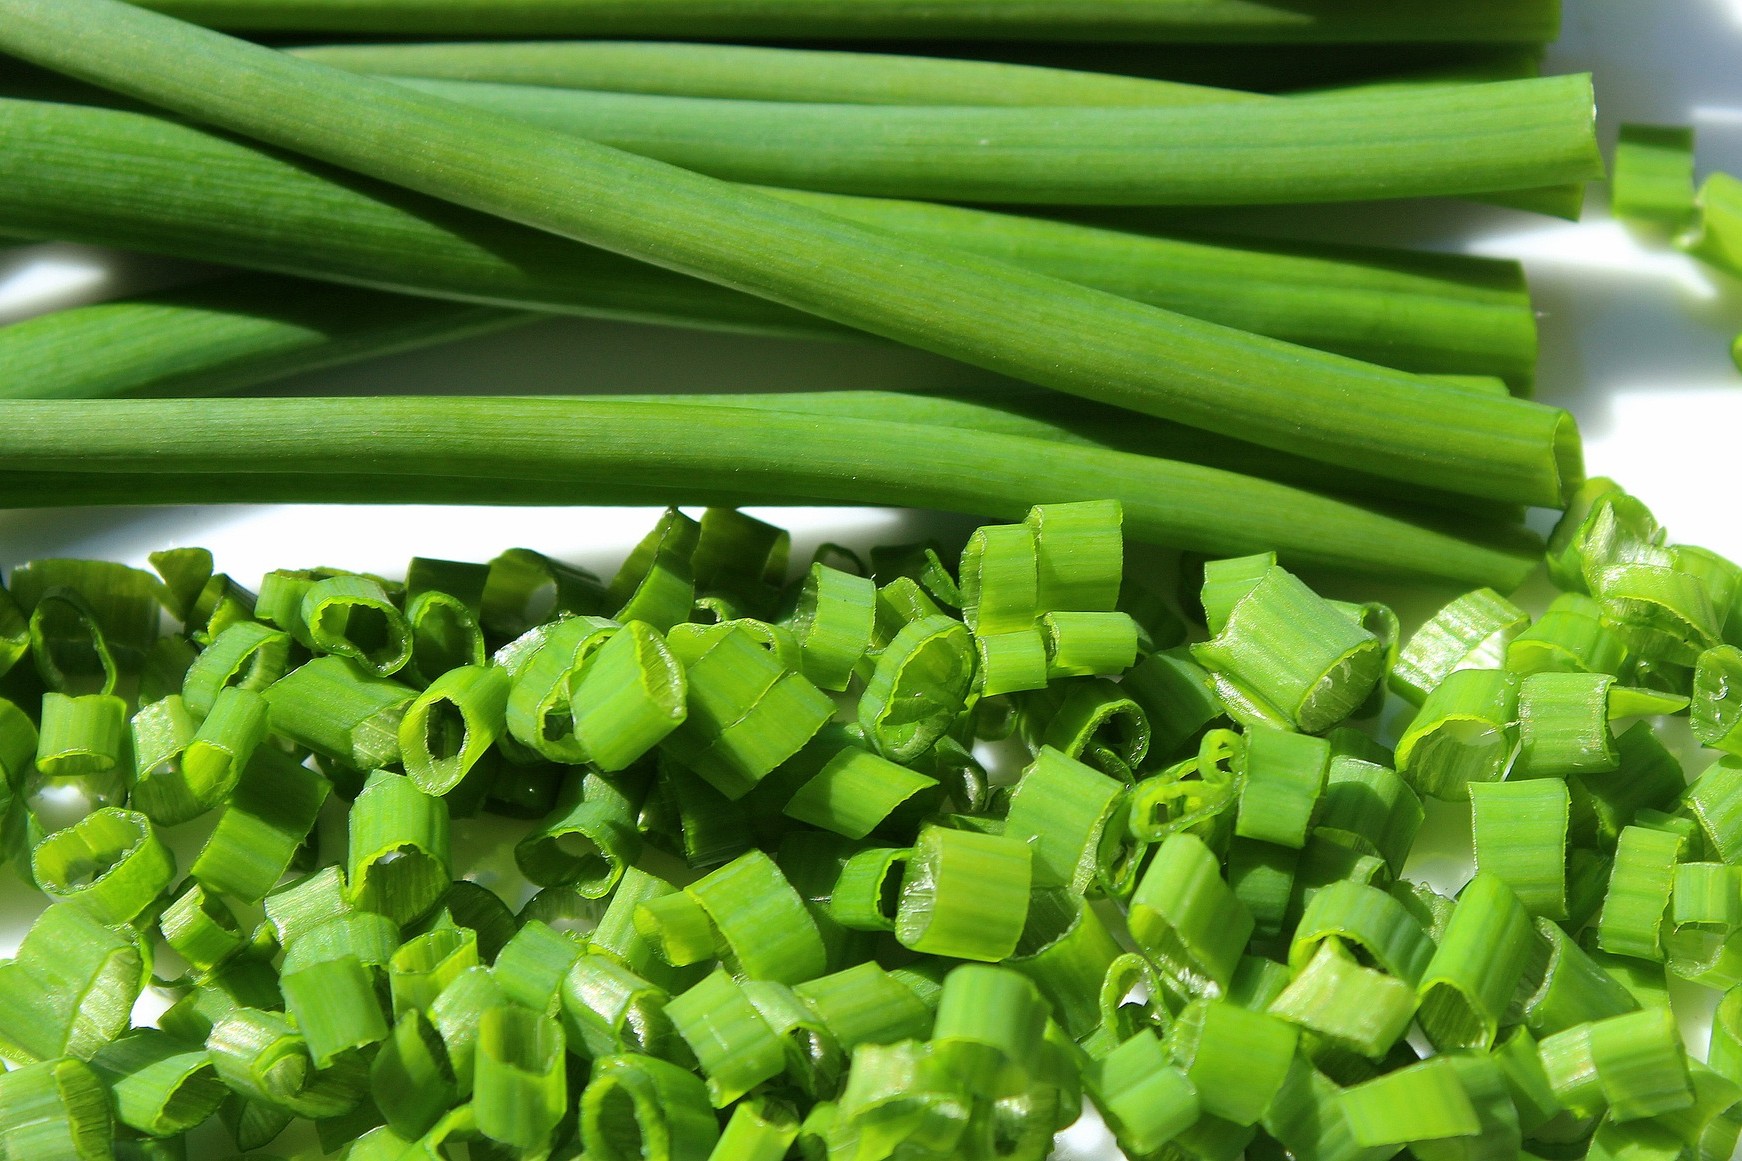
[
  {"x1": 668, "y1": 968, "x2": 788, "y2": 1107},
  {"x1": 1266, "y1": 938, "x2": 1416, "y2": 1059},
  {"x1": 827, "y1": 846, "x2": 908, "y2": 934},
  {"x1": 690, "y1": 508, "x2": 789, "y2": 616},
  {"x1": 1228, "y1": 838, "x2": 1297, "y2": 942},
  {"x1": 1039, "y1": 611, "x2": 1139, "y2": 679},
  {"x1": 205, "y1": 1007, "x2": 368, "y2": 1120},
  {"x1": 89, "y1": 1029, "x2": 226, "y2": 1137},
  {"x1": 1290, "y1": 879, "x2": 1434, "y2": 986},
  {"x1": 1026, "y1": 677, "x2": 1150, "y2": 783},
  {"x1": 974, "y1": 628, "x2": 1049, "y2": 697},
  {"x1": 504, "y1": 614, "x2": 617, "y2": 762},
  {"x1": 32, "y1": 807, "x2": 174, "y2": 926},
  {"x1": 1598, "y1": 823, "x2": 1686, "y2": 962},
  {"x1": 1416, "y1": 873, "x2": 1534, "y2": 1050},
  {"x1": 397, "y1": 663, "x2": 509, "y2": 796},
  {"x1": 482, "y1": 548, "x2": 608, "y2": 640},
  {"x1": 264, "y1": 655, "x2": 415, "y2": 770},
  {"x1": 1166, "y1": 998, "x2": 1297, "y2": 1126},
  {"x1": 180, "y1": 620, "x2": 290, "y2": 718},
  {"x1": 960, "y1": 523, "x2": 1037, "y2": 636},
  {"x1": 282, "y1": 955, "x2": 391, "y2": 1067},
  {"x1": 389, "y1": 927, "x2": 480, "y2": 1018},
  {"x1": 793, "y1": 963, "x2": 933, "y2": 1053},
  {"x1": 191, "y1": 746, "x2": 330, "y2": 902},
  {"x1": 281, "y1": 911, "x2": 401, "y2": 977},
  {"x1": 1470, "y1": 779, "x2": 1570, "y2": 920},
  {"x1": 560, "y1": 955, "x2": 679, "y2": 1060},
  {"x1": 300, "y1": 573, "x2": 413, "y2": 676},
  {"x1": 783, "y1": 745, "x2": 938, "y2": 841},
  {"x1": 1694, "y1": 644, "x2": 1742, "y2": 754},
  {"x1": 1236, "y1": 726, "x2": 1328, "y2": 850},
  {"x1": 128, "y1": 694, "x2": 195, "y2": 825},
  {"x1": 0, "y1": 904, "x2": 142, "y2": 1063},
  {"x1": 1594, "y1": 561, "x2": 1721, "y2": 668},
  {"x1": 492, "y1": 920, "x2": 585, "y2": 1016},
  {"x1": 1128, "y1": 832, "x2": 1252, "y2": 996},
  {"x1": 859, "y1": 614, "x2": 975, "y2": 764},
  {"x1": 0, "y1": 1057, "x2": 113, "y2": 1161},
  {"x1": 1685, "y1": 756, "x2": 1742, "y2": 864},
  {"x1": 1123, "y1": 649, "x2": 1223, "y2": 762},
  {"x1": 1712, "y1": 988, "x2": 1742, "y2": 1086},
  {"x1": 1340, "y1": 1056, "x2": 1481, "y2": 1147},
  {"x1": 1084, "y1": 1031, "x2": 1199, "y2": 1159},
  {"x1": 35, "y1": 691, "x2": 129, "y2": 779},
  {"x1": 1003, "y1": 890, "x2": 1122, "y2": 1040},
  {"x1": 1026, "y1": 500, "x2": 1122, "y2": 613},
  {"x1": 1191, "y1": 564, "x2": 1385, "y2": 734},
  {"x1": 581, "y1": 1052, "x2": 721, "y2": 1161},
  {"x1": 1395, "y1": 667, "x2": 1520, "y2": 801},
  {"x1": 347, "y1": 769, "x2": 451, "y2": 926},
  {"x1": 370, "y1": 1010, "x2": 458, "y2": 1140},
  {"x1": 685, "y1": 848, "x2": 827, "y2": 984},
  {"x1": 895, "y1": 826, "x2": 1032, "y2": 963},
  {"x1": 609, "y1": 508, "x2": 700, "y2": 633},
  {"x1": 1391, "y1": 587, "x2": 1528, "y2": 705},
  {"x1": 16, "y1": 558, "x2": 164, "y2": 697},
  {"x1": 515, "y1": 769, "x2": 643, "y2": 896},
  {"x1": 159, "y1": 880, "x2": 245, "y2": 976},
  {"x1": 1671, "y1": 862, "x2": 1742, "y2": 933},
  {"x1": 1544, "y1": 476, "x2": 1663, "y2": 594},
  {"x1": 1541, "y1": 1006, "x2": 1693, "y2": 1123},
  {"x1": 790, "y1": 563, "x2": 876, "y2": 693},
  {"x1": 263, "y1": 867, "x2": 352, "y2": 948},
  {"x1": 426, "y1": 965, "x2": 504, "y2": 1093},
  {"x1": 1315, "y1": 753, "x2": 1423, "y2": 876},
  {"x1": 1568, "y1": 721, "x2": 1685, "y2": 852},
  {"x1": 1515, "y1": 671, "x2": 1618, "y2": 778},
  {"x1": 1200, "y1": 552, "x2": 1275, "y2": 637},
  {"x1": 569, "y1": 622, "x2": 688, "y2": 771},
  {"x1": 1507, "y1": 592, "x2": 1630, "y2": 677},
  {"x1": 706, "y1": 1097, "x2": 799, "y2": 1161},
  {"x1": 474, "y1": 1004, "x2": 567, "y2": 1150},
  {"x1": 176, "y1": 684, "x2": 269, "y2": 812},
  {"x1": 929, "y1": 964, "x2": 1047, "y2": 1098},
  {"x1": 1612, "y1": 124, "x2": 1697, "y2": 229},
  {"x1": 1001, "y1": 747, "x2": 1127, "y2": 895},
  {"x1": 634, "y1": 887, "x2": 717, "y2": 970}
]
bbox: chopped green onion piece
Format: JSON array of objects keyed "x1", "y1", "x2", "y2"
[
  {"x1": 1671, "y1": 862, "x2": 1742, "y2": 933},
  {"x1": 668, "y1": 968, "x2": 787, "y2": 1107},
  {"x1": 609, "y1": 508, "x2": 701, "y2": 633},
  {"x1": 475, "y1": 1003, "x2": 567, "y2": 1150},
  {"x1": 974, "y1": 628, "x2": 1048, "y2": 697},
  {"x1": 1228, "y1": 837, "x2": 1298, "y2": 942},
  {"x1": 794, "y1": 962, "x2": 932, "y2": 1054},
  {"x1": 1520, "y1": 916, "x2": 1641, "y2": 1038},
  {"x1": 581, "y1": 1052, "x2": 721, "y2": 1161},
  {"x1": 1340, "y1": 1056, "x2": 1481, "y2": 1147},
  {"x1": 129, "y1": 694, "x2": 195, "y2": 825},
  {"x1": 1002, "y1": 747, "x2": 1127, "y2": 895},
  {"x1": 88, "y1": 1028, "x2": 225, "y2": 1138},
  {"x1": 160, "y1": 880, "x2": 244, "y2": 977},
  {"x1": 1192, "y1": 565, "x2": 1384, "y2": 734},
  {"x1": 1507, "y1": 591, "x2": 1630, "y2": 677},
  {"x1": 686, "y1": 848, "x2": 827, "y2": 984},
  {"x1": 1167, "y1": 998, "x2": 1297, "y2": 1126},
  {"x1": 300, "y1": 573, "x2": 412, "y2": 676},
  {"x1": 708, "y1": 1097, "x2": 799, "y2": 1161},
  {"x1": 895, "y1": 825, "x2": 1032, "y2": 964},
  {"x1": 1128, "y1": 832, "x2": 1252, "y2": 997},
  {"x1": 1291, "y1": 879, "x2": 1434, "y2": 986},
  {"x1": 692, "y1": 509, "x2": 788, "y2": 619},
  {"x1": 1595, "y1": 561, "x2": 1721, "y2": 667},
  {"x1": 180, "y1": 620, "x2": 290, "y2": 718},
  {"x1": 560, "y1": 954, "x2": 680, "y2": 1061},
  {"x1": 505, "y1": 614, "x2": 618, "y2": 762},
  {"x1": 1712, "y1": 987, "x2": 1742, "y2": 1086},
  {"x1": 193, "y1": 747, "x2": 330, "y2": 903},
  {"x1": 790, "y1": 563, "x2": 876, "y2": 692},
  {"x1": 493, "y1": 919, "x2": 584, "y2": 1016},
  {"x1": 999, "y1": 890, "x2": 1117, "y2": 1042},
  {"x1": 516, "y1": 769, "x2": 643, "y2": 897},
  {"x1": 282, "y1": 911, "x2": 400, "y2": 976},
  {"x1": 570, "y1": 621, "x2": 688, "y2": 771},
  {"x1": 483, "y1": 547, "x2": 607, "y2": 640},
  {"x1": 827, "y1": 846, "x2": 907, "y2": 934},
  {"x1": 1315, "y1": 754, "x2": 1423, "y2": 876},
  {"x1": 1686, "y1": 756, "x2": 1742, "y2": 864},
  {"x1": 1027, "y1": 678, "x2": 1150, "y2": 785},
  {"x1": 33, "y1": 806, "x2": 174, "y2": 925},
  {"x1": 1236, "y1": 726, "x2": 1328, "y2": 850},
  {"x1": 784, "y1": 745, "x2": 938, "y2": 841},
  {"x1": 390, "y1": 927, "x2": 479, "y2": 1018},
  {"x1": 1586, "y1": 1006, "x2": 1693, "y2": 1122},
  {"x1": 370, "y1": 1009, "x2": 457, "y2": 1140},
  {"x1": 1395, "y1": 667, "x2": 1520, "y2": 801},
  {"x1": 0, "y1": 1057, "x2": 112, "y2": 1161},
  {"x1": 1516, "y1": 671, "x2": 1618, "y2": 778},
  {"x1": 1470, "y1": 779, "x2": 1570, "y2": 920},
  {"x1": 397, "y1": 664, "x2": 508, "y2": 796},
  {"x1": 1569, "y1": 721, "x2": 1685, "y2": 852},
  {"x1": 859, "y1": 614, "x2": 975, "y2": 764},
  {"x1": 170, "y1": 684, "x2": 269, "y2": 818},
  {"x1": 282, "y1": 955, "x2": 391, "y2": 1066},
  {"x1": 959, "y1": 524, "x2": 1037, "y2": 639},
  {"x1": 1391, "y1": 587, "x2": 1528, "y2": 705},
  {"x1": 1039, "y1": 611, "x2": 1139, "y2": 679},
  {"x1": 1084, "y1": 1031, "x2": 1199, "y2": 1159},
  {"x1": 1200, "y1": 553, "x2": 1275, "y2": 637},
  {"x1": 1598, "y1": 823, "x2": 1687, "y2": 961},
  {"x1": 1123, "y1": 649, "x2": 1223, "y2": 762},
  {"x1": 205, "y1": 1007, "x2": 367, "y2": 1119},
  {"x1": 36, "y1": 691, "x2": 128, "y2": 779},
  {"x1": 1546, "y1": 478, "x2": 1665, "y2": 594},
  {"x1": 1417, "y1": 873, "x2": 1534, "y2": 1050},
  {"x1": 426, "y1": 964, "x2": 504, "y2": 1095},
  {"x1": 1613, "y1": 123, "x2": 1697, "y2": 229},
  {"x1": 1694, "y1": 644, "x2": 1742, "y2": 754},
  {"x1": 0, "y1": 903, "x2": 142, "y2": 1062},
  {"x1": 1026, "y1": 500, "x2": 1123, "y2": 613},
  {"x1": 929, "y1": 964, "x2": 1047, "y2": 1099},
  {"x1": 264, "y1": 656, "x2": 414, "y2": 770},
  {"x1": 347, "y1": 770, "x2": 451, "y2": 926},
  {"x1": 1267, "y1": 939, "x2": 1416, "y2": 1059}
]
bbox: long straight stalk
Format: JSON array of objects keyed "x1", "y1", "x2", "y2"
[
  {"x1": 0, "y1": 281, "x2": 1518, "y2": 521},
  {"x1": 0, "y1": 397, "x2": 1538, "y2": 588},
  {"x1": 0, "y1": 12, "x2": 1579, "y2": 505},
  {"x1": 120, "y1": 0, "x2": 1562, "y2": 43},
  {"x1": 288, "y1": 40, "x2": 1266, "y2": 107},
  {"x1": 0, "y1": 104, "x2": 1538, "y2": 384},
  {"x1": 388, "y1": 76, "x2": 1600, "y2": 208}
]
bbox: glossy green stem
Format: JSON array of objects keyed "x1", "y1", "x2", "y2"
[
  {"x1": 0, "y1": 10, "x2": 1580, "y2": 506},
  {"x1": 0, "y1": 397, "x2": 1539, "y2": 587}
]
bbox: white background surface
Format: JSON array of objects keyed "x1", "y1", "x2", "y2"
[{"x1": 1, "y1": 1, "x2": 1741, "y2": 1155}]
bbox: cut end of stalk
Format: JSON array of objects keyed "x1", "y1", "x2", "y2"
[{"x1": 1551, "y1": 410, "x2": 1587, "y2": 511}]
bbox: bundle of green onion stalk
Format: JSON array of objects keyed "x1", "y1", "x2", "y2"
[{"x1": 2, "y1": 0, "x2": 1732, "y2": 1158}]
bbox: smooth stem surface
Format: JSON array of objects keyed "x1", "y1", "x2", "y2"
[
  {"x1": 0, "y1": 99, "x2": 1537, "y2": 384},
  {"x1": 121, "y1": 0, "x2": 1562, "y2": 42},
  {"x1": 0, "y1": 397, "x2": 1539, "y2": 588},
  {"x1": 0, "y1": 10, "x2": 1581, "y2": 505},
  {"x1": 289, "y1": 40, "x2": 1267, "y2": 106},
  {"x1": 395, "y1": 76, "x2": 1603, "y2": 207}
]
